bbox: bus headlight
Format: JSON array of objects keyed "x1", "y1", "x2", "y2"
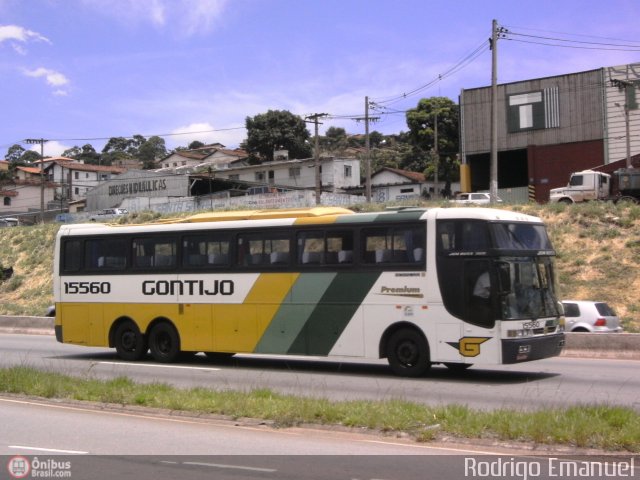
[{"x1": 507, "y1": 329, "x2": 533, "y2": 338}]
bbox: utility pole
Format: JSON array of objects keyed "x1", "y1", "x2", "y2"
[
  {"x1": 365, "y1": 96, "x2": 372, "y2": 202},
  {"x1": 433, "y1": 110, "x2": 439, "y2": 198},
  {"x1": 24, "y1": 138, "x2": 48, "y2": 222},
  {"x1": 305, "y1": 113, "x2": 328, "y2": 205},
  {"x1": 489, "y1": 19, "x2": 499, "y2": 204}
]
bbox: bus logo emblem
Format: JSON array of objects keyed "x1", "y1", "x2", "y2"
[{"x1": 447, "y1": 337, "x2": 491, "y2": 357}]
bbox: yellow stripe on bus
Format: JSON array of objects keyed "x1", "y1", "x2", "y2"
[{"x1": 212, "y1": 273, "x2": 299, "y2": 353}]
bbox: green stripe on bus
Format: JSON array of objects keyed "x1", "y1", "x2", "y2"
[
  {"x1": 253, "y1": 273, "x2": 337, "y2": 354},
  {"x1": 287, "y1": 272, "x2": 381, "y2": 355}
]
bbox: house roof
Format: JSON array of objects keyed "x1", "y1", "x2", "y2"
[
  {"x1": 16, "y1": 166, "x2": 42, "y2": 175},
  {"x1": 46, "y1": 160, "x2": 125, "y2": 174},
  {"x1": 373, "y1": 167, "x2": 426, "y2": 183}
]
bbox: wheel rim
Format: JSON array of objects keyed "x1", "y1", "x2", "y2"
[
  {"x1": 396, "y1": 340, "x2": 419, "y2": 366},
  {"x1": 121, "y1": 330, "x2": 137, "y2": 351},
  {"x1": 155, "y1": 331, "x2": 172, "y2": 355}
]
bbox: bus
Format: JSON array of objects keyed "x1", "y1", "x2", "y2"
[{"x1": 53, "y1": 206, "x2": 565, "y2": 377}]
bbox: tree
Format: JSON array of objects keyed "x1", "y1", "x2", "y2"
[
  {"x1": 244, "y1": 110, "x2": 312, "y2": 162},
  {"x1": 405, "y1": 97, "x2": 460, "y2": 182},
  {"x1": 6, "y1": 144, "x2": 26, "y2": 163},
  {"x1": 188, "y1": 140, "x2": 205, "y2": 150},
  {"x1": 138, "y1": 136, "x2": 167, "y2": 169},
  {"x1": 62, "y1": 144, "x2": 101, "y2": 164},
  {"x1": 320, "y1": 127, "x2": 348, "y2": 153}
]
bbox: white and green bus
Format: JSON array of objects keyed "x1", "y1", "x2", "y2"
[{"x1": 53, "y1": 206, "x2": 565, "y2": 377}]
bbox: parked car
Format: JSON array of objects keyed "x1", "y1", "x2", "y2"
[
  {"x1": 561, "y1": 300, "x2": 623, "y2": 333},
  {"x1": 89, "y1": 208, "x2": 128, "y2": 222},
  {"x1": 0, "y1": 217, "x2": 19, "y2": 227},
  {"x1": 450, "y1": 192, "x2": 503, "y2": 205}
]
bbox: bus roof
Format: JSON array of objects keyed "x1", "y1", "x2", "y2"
[{"x1": 172, "y1": 207, "x2": 355, "y2": 223}]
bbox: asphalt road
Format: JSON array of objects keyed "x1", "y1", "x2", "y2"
[
  {"x1": 2, "y1": 333, "x2": 640, "y2": 412},
  {"x1": 2, "y1": 397, "x2": 631, "y2": 480},
  {"x1": 0, "y1": 395, "x2": 538, "y2": 480}
]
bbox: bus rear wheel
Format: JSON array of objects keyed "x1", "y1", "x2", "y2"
[
  {"x1": 148, "y1": 322, "x2": 181, "y2": 363},
  {"x1": 386, "y1": 328, "x2": 431, "y2": 377},
  {"x1": 114, "y1": 321, "x2": 147, "y2": 361}
]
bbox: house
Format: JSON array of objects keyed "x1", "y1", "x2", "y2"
[
  {"x1": 44, "y1": 158, "x2": 126, "y2": 203},
  {"x1": 213, "y1": 156, "x2": 360, "y2": 192},
  {"x1": 459, "y1": 62, "x2": 640, "y2": 203},
  {"x1": 156, "y1": 146, "x2": 248, "y2": 172},
  {"x1": 0, "y1": 164, "x2": 55, "y2": 215}
]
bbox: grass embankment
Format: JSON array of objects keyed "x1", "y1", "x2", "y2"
[
  {"x1": 1, "y1": 201, "x2": 638, "y2": 330},
  {"x1": 1, "y1": 365, "x2": 639, "y2": 452}
]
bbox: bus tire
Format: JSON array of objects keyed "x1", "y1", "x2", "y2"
[
  {"x1": 148, "y1": 322, "x2": 181, "y2": 363},
  {"x1": 386, "y1": 328, "x2": 431, "y2": 377},
  {"x1": 113, "y1": 321, "x2": 147, "y2": 361}
]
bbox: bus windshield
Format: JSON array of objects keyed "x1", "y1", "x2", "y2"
[
  {"x1": 491, "y1": 223, "x2": 552, "y2": 251},
  {"x1": 497, "y1": 257, "x2": 560, "y2": 320}
]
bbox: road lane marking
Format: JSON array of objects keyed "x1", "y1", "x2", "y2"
[
  {"x1": 0, "y1": 397, "x2": 300, "y2": 435},
  {"x1": 9, "y1": 445, "x2": 88, "y2": 454},
  {"x1": 162, "y1": 461, "x2": 277, "y2": 473},
  {"x1": 97, "y1": 361, "x2": 221, "y2": 371}
]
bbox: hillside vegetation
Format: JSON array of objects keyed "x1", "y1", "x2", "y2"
[{"x1": 1, "y1": 202, "x2": 638, "y2": 331}]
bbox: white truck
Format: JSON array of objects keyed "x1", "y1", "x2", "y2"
[{"x1": 549, "y1": 168, "x2": 640, "y2": 204}]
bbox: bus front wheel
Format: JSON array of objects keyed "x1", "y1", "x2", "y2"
[
  {"x1": 386, "y1": 328, "x2": 431, "y2": 377},
  {"x1": 114, "y1": 321, "x2": 147, "y2": 361},
  {"x1": 148, "y1": 322, "x2": 181, "y2": 363}
]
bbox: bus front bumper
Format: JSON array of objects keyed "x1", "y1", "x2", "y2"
[{"x1": 502, "y1": 333, "x2": 565, "y2": 363}]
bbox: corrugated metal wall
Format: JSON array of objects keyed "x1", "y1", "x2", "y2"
[{"x1": 461, "y1": 68, "x2": 605, "y2": 157}]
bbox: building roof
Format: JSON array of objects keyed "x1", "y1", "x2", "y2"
[
  {"x1": 373, "y1": 167, "x2": 426, "y2": 183},
  {"x1": 46, "y1": 160, "x2": 126, "y2": 174},
  {"x1": 16, "y1": 166, "x2": 42, "y2": 175}
]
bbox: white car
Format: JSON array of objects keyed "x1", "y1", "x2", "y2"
[
  {"x1": 450, "y1": 192, "x2": 502, "y2": 205},
  {"x1": 561, "y1": 300, "x2": 623, "y2": 333},
  {"x1": 89, "y1": 208, "x2": 128, "y2": 222}
]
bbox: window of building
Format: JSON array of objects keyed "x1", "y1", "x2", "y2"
[
  {"x1": 289, "y1": 167, "x2": 300, "y2": 178},
  {"x1": 74, "y1": 172, "x2": 79, "y2": 180},
  {"x1": 3, "y1": 197, "x2": 10, "y2": 206},
  {"x1": 344, "y1": 165, "x2": 352, "y2": 178},
  {"x1": 229, "y1": 174, "x2": 239, "y2": 180},
  {"x1": 255, "y1": 171, "x2": 266, "y2": 182}
]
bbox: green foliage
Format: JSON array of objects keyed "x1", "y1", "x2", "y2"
[
  {"x1": 0, "y1": 366, "x2": 638, "y2": 452},
  {"x1": 405, "y1": 97, "x2": 460, "y2": 183},
  {"x1": 244, "y1": 110, "x2": 312, "y2": 161}
]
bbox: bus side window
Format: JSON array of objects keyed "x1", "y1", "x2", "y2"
[
  {"x1": 361, "y1": 226, "x2": 424, "y2": 265},
  {"x1": 238, "y1": 232, "x2": 290, "y2": 268},
  {"x1": 133, "y1": 238, "x2": 176, "y2": 269},
  {"x1": 183, "y1": 234, "x2": 230, "y2": 268},
  {"x1": 62, "y1": 239, "x2": 83, "y2": 272},
  {"x1": 85, "y1": 238, "x2": 127, "y2": 271}
]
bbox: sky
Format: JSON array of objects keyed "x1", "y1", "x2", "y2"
[{"x1": 1, "y1": 0, "x2": 640, "y2": 157}]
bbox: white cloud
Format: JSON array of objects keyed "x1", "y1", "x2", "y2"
[
  {"x1": 170, "y1": 122, "x2": 245, "y2": 149},
  {"x1": 23, "y1": 67, "x2": 70, "y2": 91},
  {"x1": 0, "y1": 24, "x2": 51, "y2": 54},
  {"x1": 80, "y1": 0, "x2": 227, "y2": 35},
  {"x1": 27, "y1": 140, "x2": 72, "y2": 157}
]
